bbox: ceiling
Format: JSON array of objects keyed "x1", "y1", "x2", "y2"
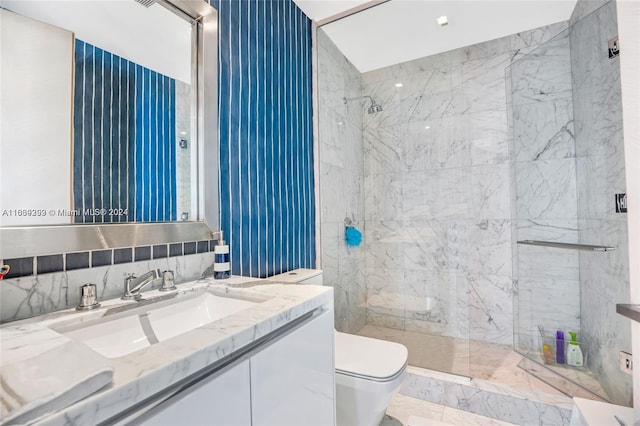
[
  {"x1": 293, "y1": 0, "x2": 372, "y2": 21},
  {"x1": 293, "y1": 0, "x2": 577, "y2": 73}
]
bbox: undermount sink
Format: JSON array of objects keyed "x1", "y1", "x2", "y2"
[{"x1": 53, "y1": 289, "x2": 263, "y2": 358}]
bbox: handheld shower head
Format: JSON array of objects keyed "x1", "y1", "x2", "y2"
[{"x1": 343, "y1": 95, "x2": 383, "y2": 114}]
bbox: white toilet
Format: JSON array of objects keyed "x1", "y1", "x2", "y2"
[{"x1": 267, "y1": 269, "x2": 408, "y2": 426}]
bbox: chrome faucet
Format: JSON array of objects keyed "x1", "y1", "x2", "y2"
[{"x1": 122, "y1": 269, "x2": 161, "y2": 300}]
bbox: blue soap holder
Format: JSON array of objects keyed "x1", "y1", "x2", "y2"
[{"x1": 345, "y1": 226, "x2": 362, "y2": 247}]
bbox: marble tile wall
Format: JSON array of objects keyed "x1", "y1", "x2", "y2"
[
  {"x1": 317, "y1": 30, "x2": 367, "y2": 334},
  {"x1": 569, "y1": 0, "x2": 611, "y2": 25},
  {"x1": 508, "y1": 28, "x2": 582, "y2": 352},
  {"x1": 570, "y1": 0, "x2": 632, "y2": 406},
  {"x1": 361, "y1": 22, "x2": 568, "y2": 345}
]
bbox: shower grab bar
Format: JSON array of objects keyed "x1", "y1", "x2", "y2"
[{"x1": 517, "y1": 240, "x2": 616, "y2": 251}]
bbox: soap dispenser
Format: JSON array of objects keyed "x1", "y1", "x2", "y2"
[
  {"x1": 566, "y1": 331, "x2": 584, "y2": 367},
  {"x1": 213, "y1": 231, "x2": 231, "y2": 280}
]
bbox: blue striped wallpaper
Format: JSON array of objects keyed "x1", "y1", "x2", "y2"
[
  {"x1": 72, "y1": 39, "x2": 177, "y2": 223},
  {"x1": 211, "y1": 0, "x2": 315, "y2": 278}
]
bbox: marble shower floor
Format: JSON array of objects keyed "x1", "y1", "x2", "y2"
[{"x1": 358, "y1": 325, "x2": 609, "y2": 400}]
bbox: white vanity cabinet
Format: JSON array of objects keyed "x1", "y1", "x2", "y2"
[
  {"x1": 134, "y1": 309, "x2": 335, "y2": 426},
  {"x1": 138, "y1": 359, "x2": 252, "y2": 426},
  {"x1": 250, "y1": 309, "x2": 335, "y2": 425}
]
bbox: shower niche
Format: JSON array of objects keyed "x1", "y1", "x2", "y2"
[{"x1": 509, "y1": 1, "x2": 631, "y2": 406}]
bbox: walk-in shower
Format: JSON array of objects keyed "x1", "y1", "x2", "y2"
[
  {"x1": 343, "y1": 95, "x2": 383, "y2": 114},
  {"x1": 318, "y1": 0, "x2": 630, "y2": 411}
]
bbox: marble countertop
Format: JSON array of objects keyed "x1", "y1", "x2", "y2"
[{"x1": 0, "y1": 276, "x2": 333, "y2": 425}]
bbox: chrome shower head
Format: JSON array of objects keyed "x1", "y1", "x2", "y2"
[
  {"x1": 343, "y1": 95, "x2": 383, "y2": 114},
  {"x1": 367, "y1": 103, "x2": 383, "y2": 114},
  {"x1": 133, "y1": 0, "x2": 156, "y2": 7}
]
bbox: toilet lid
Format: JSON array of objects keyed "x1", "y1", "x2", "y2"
[{"x1": 334, "y1": 332, "x2": 408, "y2": 381}]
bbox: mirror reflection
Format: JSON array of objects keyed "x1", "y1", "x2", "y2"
[{"x1": 0, "y1": 0, "x2": 195, "y2": 226}]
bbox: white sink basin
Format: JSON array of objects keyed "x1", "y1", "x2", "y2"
[
  {"x1": 148, "y1": 292, "x2": 259, "y2": 342},
  {"x1": 54, "y1": 290, "x2": 262, "y2": 358},
  {"x1": 61, "y1": 314, "x2": 150, "y2": 359}
]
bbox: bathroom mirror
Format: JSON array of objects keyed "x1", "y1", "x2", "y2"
[
  {"x1": 0, "y1": 0, "x2": 218, "y2": 228},
  {"x1": 0, "y1": 0, "x2": 218, "y2": 258}
]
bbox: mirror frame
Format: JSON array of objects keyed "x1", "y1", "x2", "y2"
[{"x1": 0, "y1": 0, "x2": 219, "y2": 259}]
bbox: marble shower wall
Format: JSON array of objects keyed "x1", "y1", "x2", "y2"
[
  {"x1": 317, "y1": 30, "x2": 367, "y2": 334},
  {"x1": 361, "y1": 22, "x2": 568, "y2": 345},
  {"x1": 508, "y1": 29, "x2": 581, "y2": 351},
  {"x1": 571, "y1": 0, "x2": 631, "y2": 406}
]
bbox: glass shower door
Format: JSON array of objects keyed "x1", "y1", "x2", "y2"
[{"x1": 508, "y1": 2, "x2": 631, "y2": 406}]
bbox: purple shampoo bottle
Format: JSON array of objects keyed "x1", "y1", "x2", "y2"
[{"x1": 556, "y1": 331, "x2": 565, "y2": 364}]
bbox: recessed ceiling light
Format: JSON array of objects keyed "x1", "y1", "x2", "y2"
[
  {"x1": 437, "y1": 16, "x2": 448, "y2": 27},
  {"x1": 395, "y1": 83, "x2": 403, "y2": 88},
  {"x1": 337, "y1": 121, "x2": 344, "y2": 126},
  {"x1": 425, "y1": 125, "x2": 431, "y2": 129}
]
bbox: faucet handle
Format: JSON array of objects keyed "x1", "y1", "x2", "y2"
[
  {"x1": 76, "y1": 283, "x2": 101, "y2": 311},
  {"x1": 160, "y1": 270, "x2": 177, "y2": 291},
  {"x1": 122, "y1": 273, "x2": 137, "y2": 300}
]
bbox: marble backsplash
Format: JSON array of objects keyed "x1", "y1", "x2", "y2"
[{"x1": 1, "y1": 251, "x2": 215, "y2": 323}]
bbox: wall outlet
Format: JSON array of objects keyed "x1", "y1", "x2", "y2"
[{"x1": 619, "y1": 351, "x2": 633, "y2": 375}]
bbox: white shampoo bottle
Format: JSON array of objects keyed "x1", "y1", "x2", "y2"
[{"x1": 566, "y1": 331, "x2": 584, "y2": 367}]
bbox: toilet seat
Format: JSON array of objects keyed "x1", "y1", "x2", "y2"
[{"x1": 335, "y1": 332, "x2": 408, "y2": 382}]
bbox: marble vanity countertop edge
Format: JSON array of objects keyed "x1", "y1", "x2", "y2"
[{"x1": 0, "y1": 277, "x2": 333, "y2": 426}]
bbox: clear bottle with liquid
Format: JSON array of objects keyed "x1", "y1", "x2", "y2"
[{"x1": 543, "y1": 344, "x2": 554, "y2": 365}]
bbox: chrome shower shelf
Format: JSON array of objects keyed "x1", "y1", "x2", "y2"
[
  {"x1": 517, "y1": 240, "x2": 616, "y2": 252},
  {"x1": 616, "y1": 304, "x2": 640, "y2": 323}
]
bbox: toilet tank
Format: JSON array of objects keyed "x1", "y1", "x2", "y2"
[{"x1": 266, "y1": 268, "x2": 323, "y2": 285}]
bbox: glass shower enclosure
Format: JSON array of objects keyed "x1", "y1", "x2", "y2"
[{"x1": 509, "y1": 1, "x2": 631, "y2": 406}]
